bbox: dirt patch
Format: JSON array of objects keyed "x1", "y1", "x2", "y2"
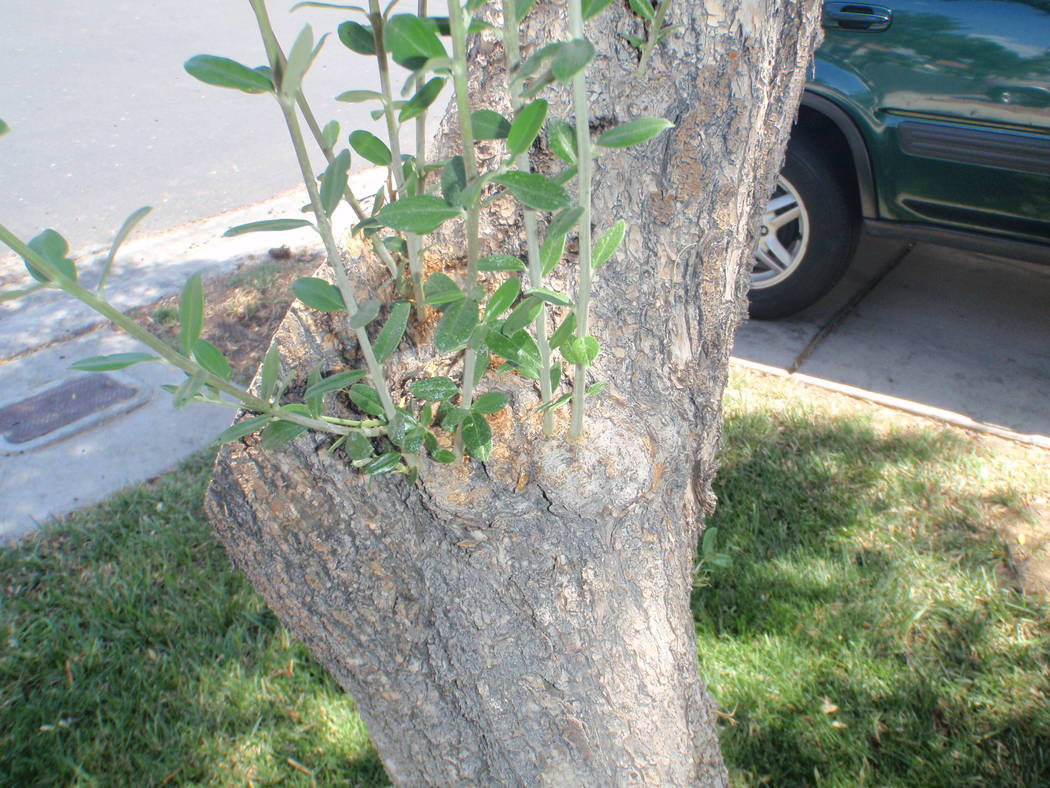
[
  {"x1": 993, "y1": 501, "x2": 1050, "y2": 598},
  {"x1": 126, "y1": 246, "x2": 323, "y2": 383}
]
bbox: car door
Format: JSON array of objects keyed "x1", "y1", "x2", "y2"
[{"x1": 818, "y1": 0, "x2": 1050, "y2": 243}]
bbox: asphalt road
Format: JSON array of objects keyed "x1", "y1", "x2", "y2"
[{"x1": 0, "y1": 0, "x2": 426, "y2": 250}]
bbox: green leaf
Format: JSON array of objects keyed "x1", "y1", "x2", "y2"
[
  {"x1": 461, "y1": 412, "x2": 492, "y2": 460},
  {"x1": 216, "y1": 415, "x2": 272, "y2": 444},
  {"x1": 337, "y1": 21, "x2": 376, "y2": 55},
  {"x1": 0, "y1": 118, "x2": 9, "y2": 137},
  {"x1": 440, "y1": 155, "x2": 467, "y2": 205},
  {"x1": 261, "y1": 420, "x2": 309, "y2": 450},
  {"x1": 440, "y1": 405, "x2": 470, "y2": 430},
  {"x1": 349, "y1": 384, "x2": 385, "y2": 416},
  {"x1": 409, "y1": 376, "x2": 458, "y2": 402},
  {"x1": 387, "y1": 410, "x2": 410, "y2": 447},
  {"x1": 424, "y1": 15, "x2": 451, "y2": 35},
  {"x1": 305, "y1": 369, "x2": 367, "y2": 399},
  {"x1": 538, "y1": 391, "x2": 572, "y2": 414},
  {"x1": 593, "y1": 219, "x2": 626, "y2": 269},
  {"x1": 70, "y1": 352, "x2": 159, "y2": 372},
  {"x1": 385, "y1": 14, "x2": 448, "y2": 70},
  {"x1": 223, "y1": 218, "x2": 313, "y2": 237},
  {"x1": 376, "y1": 195, "x2": 460, "y2": 234},
  {"x1": 471, "y1": 109, "x2": 511, "y2": 140},
  {"x1": 435, "y1": 298, "x2": 479, "y2": 353},
  {"x1": 320, "y1": 149, "x2": 351, "y2": 216},
  {"x1": 293, "y1": 277, "x2": 346, "y2": 312},
  {"x1": 423, "y1": 272, "x2": 463, "y2": 308},
  {"x1": 548, "y1": 311, "x2": 576, "y2": 350},
  {"x1": 373, "y1": 300, "x2": 411, "y2": 363},
  {"x1": 515, "y1": 0, "x2": 540, "y2": 23},
  {"x1": 335, "y1": 88, "x2": 384, "y2": 103},
  {"x1": 485, "y1": 278, "x2": 520, "y2": 321},
  {"x1": 260, "y1": 347, "x2": 281, "y2": 401},
  {"x1": 547, "y1": 120, "x2": 577, "y2": 164},
  {"x1": 363, "y1": 451, "x2": 402, "y2": 475},
  {"x1": 619, "y1": 33, "x2": 645, "y2": 50},
  {"x1": 305, "y1": 367, "x2": 324, "y2": 417},
  {"x1": 321, "y1": 120, "x2": 340, "y2": 149},
  {"x1": 348, "y1": 298, "x2": 381, "y2": 329},
  {"x1": 98, "y1": 206, "x2": 151, "y2": 293},
  {"x1": 193, "y1": 338, "x2": 232, "y2": 381},
  {"x1": 597, "y1": 118, "x2": 674, "y2": 149},
  {"x1": 547, "y1": 206, "x2": 584, "y2": 240},
  {"x1": 281, "y1": 25, "x2": 321, "y2": 98},
  {"x1": 349, "y1": 130, "x2": 392, "y2": 166},
  {"x1": 473, "y1": 349, "x2": 490, "y2": 386},
  {"x1": 172, "y1": 370, "x2": 207, "y2": 409},
  {"x1": 581, "y1": 0, "x2": 616, "y2": 20},
  {"x1": 525, "y1": 287, "x2": 572, "y2": 306},
  {"x1": 399, "y1": 77, "x2": 445, "y2": 123},
  {"x1": 478, "y1": 254, "x2": 526, "y2": 273},
  {"x1": 561, "y1": 335, "x2": 600, "y2": 366},
  {"x1": 431, "y1": 448, "x2": 456, "y2": 463},
  {"x1": 586, "y1": 381, "x2": 607, "y2": 397},
  {"x1": 493, "y1": 172, "x2": 570, "y2": 211},
  {"x1": 540, "y1": 232, "x2": 566, "y2": 277},
  {"x1": 24, "y1": 229, "x2": 76, "y2": 282},
  {"x1": 344, "y1": 432, "x2": 374, "y2": 461},
  {"x1": 551, "y1": 39, "x2": 595, "y2": 83},
  {"x1": 472, "y1": 391, "x2": 508, "y2": 414},
  {"x1": 507, "y1": 99, "x2": 548, "y2": 157},
  {"x1": 179, "y1": 272, "x2": 204, "y2": 355},
  {"x1": 628, "y1": 0, "x2": 656, "y2": 20},
  {"x1": 184, "y1": 55, "x2": 273, "y2": 93},
  {"x1": 399, "y1": 424, "x2": 425, "y2": 455},
  {"x1": 501, "y1": 296, "x2": 544, "y2": 336}
]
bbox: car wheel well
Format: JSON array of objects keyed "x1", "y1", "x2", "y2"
[{"x1": 793, "y1": 104, "x2": 864, "y2": 218}]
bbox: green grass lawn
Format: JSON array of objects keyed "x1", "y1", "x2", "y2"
[{"x1": 2, "y1": 367, "x2": 1047, "y2": 786}]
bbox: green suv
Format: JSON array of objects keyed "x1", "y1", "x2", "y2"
[{"x1": 749, "y1": 0, "x2": 1050, "y2": 319}]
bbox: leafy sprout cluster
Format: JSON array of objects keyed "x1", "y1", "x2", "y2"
[{"x1": 0, "y1": 0, "x2": 673, "y2": 478}]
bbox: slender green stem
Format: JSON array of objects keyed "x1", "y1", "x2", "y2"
[
  {"x1": 251, "y1": 0, "x2": 399, "y2": 279},
  {"x1": 0, "y1": 224, "x2": 352, "y2": 437},
  {"x1": 448, "y1": 0, "x2": 482, "y2": 437},
  {"x1": 568, "y1": 0, "x2": 593, "y2": 441},
  {"x1": 637, "y1": 0, "x2": 673, "y2": 78},
  {"x1": 250, "y1": 0, "x2": 397, "y2": 422},
  {"x1": 503, "y1": 2, "x2": 555, "y2": 435},
  {"x1": 414, "y1": 0, "x2": 429, "y2": 195},
  {"x1": 408, "y1": 0, "x2": 430, "y2": 318},
  {"x1": 370, "y1": 0, "x2": 427, "y2": 314},
  {"x1": 280, "y1": 102, "x2": 399, "y2": 421}
]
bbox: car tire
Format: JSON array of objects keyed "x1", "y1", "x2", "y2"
[{"x1": 748, "y1": 133, "x2": 860, "y2": 320}]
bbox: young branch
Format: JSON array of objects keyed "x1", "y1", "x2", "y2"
[{"x1": 568, "y1": 0, "x2": 594, "y2": 440}]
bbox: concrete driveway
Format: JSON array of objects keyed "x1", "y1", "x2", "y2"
[{"x1": 733, "y1": 236, "x2": 1050, "y2": 446}]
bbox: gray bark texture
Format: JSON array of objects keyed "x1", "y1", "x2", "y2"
[{"x1": 206, "y1": 1, "x2": 822, "y2": 785}]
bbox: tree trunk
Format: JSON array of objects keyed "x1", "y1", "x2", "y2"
[{"x1": 206, "y1": 2, "x2": 822, "y2": 784}]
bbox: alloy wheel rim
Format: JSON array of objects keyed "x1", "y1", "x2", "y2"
[{"x1": 751, "y1": 175, "x2": 810, "y2": 289}]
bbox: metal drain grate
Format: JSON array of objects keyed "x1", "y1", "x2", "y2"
[{"x1": 0, "y1": 374, "x2": 147, "y2": 453}]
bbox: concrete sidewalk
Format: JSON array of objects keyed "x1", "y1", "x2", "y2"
[{"x1": 0, "y1": 171, "x2": 384, "y2": 543}]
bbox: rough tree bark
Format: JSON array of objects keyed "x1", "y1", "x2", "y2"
[{"x1": 206, "y1": 1, "x2": 822, "y2": 784}]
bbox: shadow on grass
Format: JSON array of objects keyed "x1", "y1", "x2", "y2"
[
  {"x1": 0, "y1": 451, "x2": 389, "y2": 787},
  {"x1": 696, "y1": 409, "x2": 1050, "y2": 787}
]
